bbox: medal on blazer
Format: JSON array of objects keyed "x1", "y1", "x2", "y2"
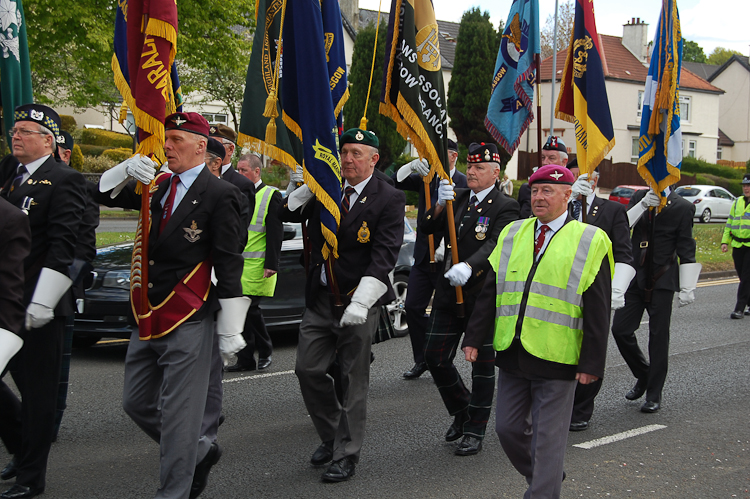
[
  {"x1": 475, "y1": 216, "x2": 490, "y2": 240},
  {"x1": 20, "y1": 197, "x2": 33, "y2": 215},
  {"x1": 183, "y1": 220, "x2": 203, "y2": 242},
  {"x1": 357, "y1": 221, "x2": 371, "y2": 243}
]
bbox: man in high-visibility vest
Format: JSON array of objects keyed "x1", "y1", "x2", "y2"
[
  {"x1": 722, "y1": 173, "x2": 750, "y2": 319},
  {"x1": 225, "y1": 153, "x2": 283, "y2": 372},
  {"x1": 462, "y1": 164, "x2": 613, "y2": 499}
]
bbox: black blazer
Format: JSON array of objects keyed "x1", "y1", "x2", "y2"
[
  {"x1": 518, "y1": 182, "x2": 532, "y2": 218},
  {"x1": 95, "y1": 167, "x2": 245, "y2": 319},
  {"x1": 393, "y1": 169, "x2": 468, "y2": 267},
  {"x1": 0, "y1": 196, "x2": 31, "y2": 333},
  {"x1": 572, "y1": 196, "x2": 633, "y2": 265},
  {"x1": 420, "y1": 185, "x2": 519, "y2": 310},
  {"x1": 75, "y1": 181, "x2": 100, "y2": 264},
  {"x1": 255, "y1": 182, "x2": 283, "y2": 272},
  {"x1": 628, "y1": 190, "x2": 696, "y2": 291},
  {"x1": 0, "y1": 155, "x2": 86, "y2": 315},
  {"x1": 282, "y1": 174, "x2": 405, "y2": 307},
  {"x1": 222, "y1": 165, "x2": 256, "y2": 228}
]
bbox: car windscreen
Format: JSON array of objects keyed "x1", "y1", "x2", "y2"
[{"x1": 676, "y1": 188, "x2": 700, "y2": 197}]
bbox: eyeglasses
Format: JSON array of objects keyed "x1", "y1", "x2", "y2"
[{"x1": 9, "y1": 127, "x2": 47, "y2": 137}]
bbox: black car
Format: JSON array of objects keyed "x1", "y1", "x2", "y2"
[{"x1": 73, "y1": 220, "x2": 415, "y2": 347}]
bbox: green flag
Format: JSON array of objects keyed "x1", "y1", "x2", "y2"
[{"x1": 0, "y1": 0, "x2": 33, "y2": 144}]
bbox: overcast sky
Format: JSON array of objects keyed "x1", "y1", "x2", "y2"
[{"x1": 358, "y1": 0, "x2": 750, "y2": 58}]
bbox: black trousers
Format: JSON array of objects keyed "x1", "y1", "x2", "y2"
[
  {"x1": 404, "y1": 261, "x2": 438, "y2": 365},
  {"x1": 236, "y1": 296, "x2": 273, "y2": 367},
  {"x1": 0, "y1": 380, "x2": 22, "y2": 455},
  {"x1": 732, "y1": 245, "x2": 750, "y2": 312},
  {"x1": 571, "y1": 378, "x2": 603, "y2": 423},
  {"x1": 611, "y1": 287, "x2": 674, "y2": 404}
]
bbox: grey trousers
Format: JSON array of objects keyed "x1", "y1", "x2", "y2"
[
  {"x1": 122, "y1": 317, "x2": 214, "y2": 499},
  {"x1": 295, "y1": 294, "x2": 377, "y2": 462},
  {"x1": 495, "y1": 369, "x2": 576, "y2": 499},
  {"x1": 201, "y1": 330, "x2": 223, "y2": 446}
]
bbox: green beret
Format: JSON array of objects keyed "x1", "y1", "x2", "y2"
[{"x1": 340, "y1": 128, "x2": 379, "y2": 149}]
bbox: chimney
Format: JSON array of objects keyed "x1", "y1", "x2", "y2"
[
  {"x1": 622, "y1": 18, "x2": 649, "y2": 62},
  {"x1": 339, "y1": 0, "x2": 360, "y2": 30}
]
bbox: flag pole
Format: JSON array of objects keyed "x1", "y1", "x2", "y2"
[
  {"x1": 445, "y1": 198, "x2": 464, "y2": 318},
  {"x1": 423, "y1": 177, "x2": 437, "y2": 271},
  {"x1": 549, "y1": 0, "x2": 559, "y2": 137},
  {"x1": 535, "y1": 53, "x2": 543, "y2": 171}
]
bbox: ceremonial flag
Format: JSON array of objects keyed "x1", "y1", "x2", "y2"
[
  {"x1": 555, "y1": 0, "x2": 615, "y2": 176},
  {"x1": 320, "y1": 0, "x2": 349, "y2": 130},
  {"x1": 111, "y1": 0, "x2": 180, "y2": 161},
  {"x1": 636, "y1": 0, "x2": 683, "y2": 205},
  {"x1": 380, "y1": 0, "x2": 449, "y2": 180},
  {"x1": 282, "y1": 0, "x2": 343, "y2": 259},
  {"x1": 237, "y1": 0, "x2": 302, "y2": 169},
  {"x1": 0, "y1": 0, "x2": 33, "y2": 144},
  {"x1": 485, "y1": 0, "x2": 539, "y2": 155}
]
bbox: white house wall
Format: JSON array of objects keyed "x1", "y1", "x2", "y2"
[{"x1": 712, "y1": 62, "x2": 750, "y2": 163}]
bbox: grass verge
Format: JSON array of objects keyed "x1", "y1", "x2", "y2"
[{"x1": 97, "y1": 232, "x2": 135, "y2": 247}]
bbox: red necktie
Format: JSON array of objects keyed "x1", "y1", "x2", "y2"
[
  {"x1": 341, "y1": 186, "x2": 355, "y2": 217},
  {"x1": 534, "y1": 224, "x2": 550, "y2": 257},
  {"x1": 159, "y1": 175, "x2": 180, "y2": 235}
]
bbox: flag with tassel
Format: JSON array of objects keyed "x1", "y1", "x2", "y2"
[{"x1": 0, "y1": 0, "x2": 33, "y2": 144}]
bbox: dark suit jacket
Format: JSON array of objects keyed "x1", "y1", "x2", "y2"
[
  {"x1": 222, "y1": 165, "x2": 256, "y2": 229},
  {"x1": 518, "y1": 182, "x2": 532, "y2": 218},
  {"x1": 571, "y1": 196, "x2": 632, "y2": 265},
  {"x1": 282, "y1": 174, "x2": 405, "y2": 307},
  {"x1": 76, "y1": 181, "x2": 100, "y2": 263},
  {"x1": 255, "y1": 182, "x2": 283, "y2": 272},
  {"x1": 628, "y1": 190, "x2": 696, "y2": 291},
  {"x1": 393, "y1": 169, "x2": 468, "y2": 267},
  {"x1": 0, "y1": 155, "x2": 86, "y2": 315},
  {"x1": 95, "y1": 167, "x2": 245, "y2": 320},
  {"x1": 464, "y1": 216, "x2": 612, "y2": 379},
  {"x1": 420, "y1": 186, "x2": 519, "y2": 311},
  {"x1": 0, "y1": 197, "x2": 31, "y2": 333}
]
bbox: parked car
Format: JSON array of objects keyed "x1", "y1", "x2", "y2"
[
  {"x1": 73, "y1": 219, "x2": 415, "y2": 347},
  {"x1": 675, "y1": 185, "x2": 735, "y2": 223},
  {"x1": 608, "y1": 185, "x2": 649, "y2": 206}
]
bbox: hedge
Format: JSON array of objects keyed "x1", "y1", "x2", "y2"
[
  {"x1": 78, "y1": 144, "x2": 108, "y2": 157},
  {"x1": 70, "y1": 144, "x2": 84, "y2": 171},
  {"x1": 682, "y1": 157, "x2": 744, "y2": 180},
  {"x1": 59, "y1": 115, "x2": 77, "y2": 133},
  {"x1": 102, "y1": 147, "x2": 132, "y2": 163},
  {"x1": 80, "y1": 128, "x2": 133, "y2": 148}
]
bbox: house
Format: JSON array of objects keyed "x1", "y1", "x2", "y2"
[
  {"x1": 707, "y1": 55, "x2": 750, "y2": 165},
  {"x1": 515, "y1": 18, "x2": 723, "y2": 179}
]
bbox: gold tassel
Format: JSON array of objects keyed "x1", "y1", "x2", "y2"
[
  {"x1": 359, "y1": 117, "x2": 368, "y2": 131},
  {"x1": 265, "y1": 118, "x2": 277, "y2": 145},
  {"x1": 263, "y1": 91, "x2": 279, "y2": 119}
]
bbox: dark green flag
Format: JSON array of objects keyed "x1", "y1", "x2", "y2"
[{"x1": 0, "y1": 0, "x2": 33, "y2": 144}]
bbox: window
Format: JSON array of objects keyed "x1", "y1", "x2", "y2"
[
  {"x1": 717, "y1": 145, "x2": 723, "y2": 160},
  {"x1": 124, "y1": 112, "x2": 136, "y2": 134},
  {"x1": 688, "y1": 140, "x2": 696, "y2": 158},
  {"x1": 637, "y1": 90, "x2": 644, "y2": 119},
  {"x1": 679, "y1": 95, "x2": 691, "y2": 122},
  {"x1": 201, "y1": 113, "x2": 228, "y2": 125},
  {"x1": 631, "y1": 136, "x2": 640, "y2": 163}
]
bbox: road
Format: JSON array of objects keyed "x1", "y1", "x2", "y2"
[{"x1": 2, "y1": 279, "x2": 748, "y2": 498}]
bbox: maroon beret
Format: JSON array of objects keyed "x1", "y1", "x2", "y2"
[
  {"x1": 165, "y1": 112, "x2": 210, "y2": 137},
  {"x1": 529, "y1": 164, "x2": 575, "y2": 186}
]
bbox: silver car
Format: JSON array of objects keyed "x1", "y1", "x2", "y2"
[{"x1": 675, "y1": 185, "x2": 735, "y2": 223}]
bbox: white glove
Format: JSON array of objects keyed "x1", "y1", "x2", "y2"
[
  {"x1": 437, "y1": 179, "x2": 454, "y2": 207},
  {"x1": 340, "y1": 276, "x2": 388, "y2": 327},
  {"x1": 641, "y1": 190, "x2": 661, "y2": 208},
  {"x1": 570, "y1": 174, "x2": 593, "y2": 201},
  {"x1": 434, "y1": 238, "x2": 445, "y2": 262},
  {"x1": 25, "y1": 267, "x2": 73, "y2": 329},
  {"x1": 289, "y1": 165, "x2": 304, "y2": 185},
  {"x1": 100, "y1": 154, "x2": 158, "y2": 197},
  {"x1": 611, "y1": 262, "x2": 636, "y2": 310},
  {"x1": 287, "y1": 184, "x2": 314, "y2": 211},
  {"x1": 678, "y1": 263, "x2": 702, "y2": 307},
  {"x1": 396, "y1": 158, "x2": 430, "y2": 181},
  {"x1": 216, "y1": 297, "x2": 251, "y2": 364},
  {"x1": 444, "y1": 262, "x2": 472, "y2": 287},
  {"x1": 0, "y1": 328, "x2": 23, "y2": 374}
]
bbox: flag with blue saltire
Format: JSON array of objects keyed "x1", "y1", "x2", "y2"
[
  {"x1": 0, "y1": 0, "x2": 33, "y2": 144},
  {"x1": 636, "y1": 0, "x2": 682, "y2": 206},
  {"x1": 485, "y1": 0, "x2": 539, "y2": 155},
  {"x1": 282, "y1": 0, "x2": 343, "y2": 260},
  {"x1": 555, "y1": 0, "x2": 615, "y2": 177}
]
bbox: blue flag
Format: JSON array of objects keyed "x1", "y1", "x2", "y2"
[
  {"x1": 282, "y1": 0, "x2": 343, "y2": 260},
  {"x1": 637, "y1": 0, "x2": 682, "y2": 206},
  {"x1": 485, "y1": 0, "x2": 540, "y2": 155},
  {"x1": 320, "y1": 0, "x2": 349, "y2": 131}
]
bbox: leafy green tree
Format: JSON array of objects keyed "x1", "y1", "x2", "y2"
[
  {"x1": 682, "y1": 40, "x2": 707, "y2": 63},
  {"x1": 707, "y1": 47, "x2": 743, "y2": 66},
  {"x1": 447, "y1": 8, "x2": 498, "y2": 146},
  {"x1": 345, "y1": 21, "x2": 406, "y2": 170}
]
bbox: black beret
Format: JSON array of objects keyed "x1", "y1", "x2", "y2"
[
  {"x1": 340, "y1": 128, "x2": 379, "y2": 149},
  {"x1": 15, "y1": 104, "x2": 60, "y2": 137},
  {"x1": 206, "y1": 137, "x2": 226, "y2": 161},
  {"x1": 447, "y1": 138, "x2": 458, "y2": 152},
  {"x1": 56, "y1": 131, "x2": 74, "y2": 150},
  {"x1": 542, "y1": 135, "x2": 567, "y2": 153},
  {"x1": 467, "y1": 142, "x2": 501, "y2": 165}
]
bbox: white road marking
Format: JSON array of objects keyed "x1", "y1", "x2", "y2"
[
  {"x1": 222, "y1": 370, "x2": 295, "y2": 383},
  {"x1": 573, "y1": 424, "x2": 667, "y2": 449}
]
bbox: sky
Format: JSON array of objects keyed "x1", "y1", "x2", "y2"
[{"x1": 357, "y1": 0, "x2": 750, "y2": 58}]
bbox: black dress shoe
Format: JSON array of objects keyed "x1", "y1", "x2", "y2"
[
  {"x1": 745, "y1": 308, "x2": 750, "y2": 316},
  {"x1": 625, "y1": 380, "x2": 647, "y2": 401},
  {"x1": 310, "y1": 440, "x2": 334, "y2": 466},
  {"x1": 223, "y1": 362, "x2": 256, "y2": 372},
  {"x1": 321, "y1": 457, "x2": 355, "y2": 482},
  {"x1": 641, "y1": 401, "x2": 661, "y2": 413},
  {"x1": 0, "y1": 484, "x2": 44, "y2": 499},
  {"x1": 730, "y1": 310, "x2": 743, "y2": 319},
  {"x1": 0, "y1": 458, "x2": 16, "y2": 481},
  {"x1": 569, "y1": 421, "x2": 589, "y2": 432},
  {"x1": 189, "y1": 442, "x2": 222, "y2": 499},
  {"x1": 257, "y1": 358, "x2": 272, "y2": 370},
  {"x1": 445, "y1": 412, "x2": 468, "y2": 442},
  {"x1": 455, "y1": 435, "x2": 483, "y2": 456},
  {"x1": 402, "y1": 362, "x2": 428, "y2": 379}
]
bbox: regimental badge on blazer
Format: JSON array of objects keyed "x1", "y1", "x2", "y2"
[
  {"x1": 357, "y1": 221, "x2": 371, "y2": 243},
  {"x1": 39, "y1": 179, "x2": 52, "y2": 185},
  {"x1": 184, "y1": 220, "x2": 202, "y2": 242},
  {"x1": 475, "y1": 216, "x2": 490, "y2": 240}
]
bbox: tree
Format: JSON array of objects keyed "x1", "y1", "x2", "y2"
[
  {"x1": 682, "y1": 39, "x2": 707, "y2": 63},
  {"x1": 707, "y1": 47, "x2": 743, "y2": 66},
  {"x1": 446, "y1": 8, "x2": 498, "y2": 146},
  {"x1": 344, "y1": 21, "x2": 406, "y2": 170},
  {"x1": 540, "y1": 0, "x2": 574, "y2": 59}
]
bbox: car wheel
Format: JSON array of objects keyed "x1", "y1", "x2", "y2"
[
  {"x1": 72, "y1": 333, "x2": 103, "y2": 349},
  {"x1": 701, "y1": 208, "x2": 711, "y2": 223},
  {"x1": 387, "y1": 273, "x2": 409, "y2": 338}
]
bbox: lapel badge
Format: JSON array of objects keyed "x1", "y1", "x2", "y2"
[
  {"x1": 20, "y1": 196, "x2": 33, "y2": 215},
  {"x1": 192, "y1": 199, "x2": 198, "y2": 205},
  {"x1": 27, "y1": 179, "x2": 34, "y2": 185},
  {"x1": 475, "y1": 216, "x2": 490, "y2": 240},
  {"x1": 183, "y1": 220, "x2": 203, "y2": 243},
  {"x1": 359, "y1": 196, "x2": 367, "y2": 204},
  {"x1": 357, "y1": 221, "x2": 371, "y2": 243},
  {"x1": 477, "y1": 208, "x2": 483, "y2": 213},
  {"x1": 39, "y1": 179, "x2": 52, "y2": 185}
]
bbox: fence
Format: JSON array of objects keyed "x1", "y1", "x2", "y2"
[{"x1": 717, "y1": 160, "x2": 746, "y2": 169}]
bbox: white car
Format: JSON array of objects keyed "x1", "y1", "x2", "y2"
[{"x1": 675, "y1": 185, "x2": 736, "y2": 223}]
